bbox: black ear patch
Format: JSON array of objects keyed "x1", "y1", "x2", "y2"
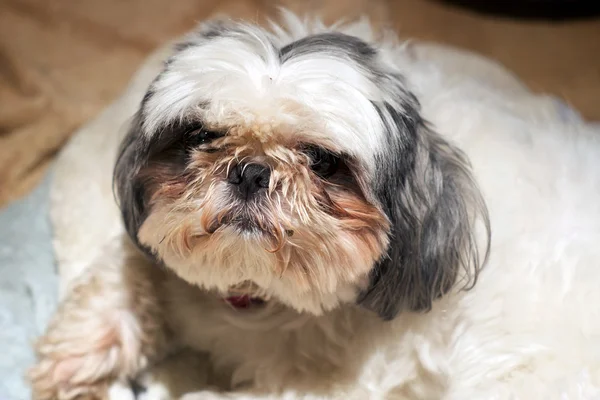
[
  {"x1": 358, "y1": 101, "x2": 490, "y2": 321},
  {"x1": 113, "y1": 113, "x2": 214, "y2": 257},
  {"x1": 113, "y1": 112, "x2": 152, "y2": 252}
]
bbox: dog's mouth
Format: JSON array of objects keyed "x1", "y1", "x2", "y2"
[
  {"x1": 206, "y1": 211, "x2": 262, "y2": 234},
  {"x1": 207, "y1": 212, "x2": 294, "y2": 238},
  {"x1": 230, "y1": 216, "x2": 264, "y2": 234}
]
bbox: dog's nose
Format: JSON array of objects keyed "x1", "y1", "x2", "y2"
[{"x1": 227, "y1": 162, "x2": 271, "y2": 199}]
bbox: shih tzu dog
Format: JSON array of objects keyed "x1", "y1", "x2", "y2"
[{"x1": 29, "y1": 10, "x2": 600, "y2": 400}]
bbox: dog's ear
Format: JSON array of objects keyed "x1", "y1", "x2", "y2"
[
  {"x1": 358, "y1": 100, "x2": 490, "y2": 320},
  {"x1": 113, "y1": 112, "x2": 152, "y2": 249}
]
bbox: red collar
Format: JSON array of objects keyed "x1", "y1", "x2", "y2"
[{"x1": 224, "y1": 295, "x2": 265, "y2": 309}]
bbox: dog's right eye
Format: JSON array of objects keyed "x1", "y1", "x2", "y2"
[
  {"x1": 303, "y1": 145, "x2": 341, "y2": 179},
  {"x1": 185, "y1": 128, "x2": 221, "y2": 149}
]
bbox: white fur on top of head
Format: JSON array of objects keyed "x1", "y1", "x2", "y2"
[{"x1": 141, "y1": 13, "x2": 410, "y2": 171}]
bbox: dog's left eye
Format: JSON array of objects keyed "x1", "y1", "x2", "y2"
[
  {"x1": 185, "y1": 129, "x2": 221, "y2": 148},
  {"x1": 304, "y1": 145, "x2": 340, "y2": 179}
]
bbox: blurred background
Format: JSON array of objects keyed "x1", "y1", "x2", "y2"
[{"x1": 0, "y1": 0, "x2": 599, "y2": 206}]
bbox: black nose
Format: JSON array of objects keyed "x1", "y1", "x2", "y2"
[{"x1": 227, "y1": 162, "x2": 271, "y2": 200}]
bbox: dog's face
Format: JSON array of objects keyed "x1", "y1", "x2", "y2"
[{"x1": 114, "y1": 18, "x2": 489, "y2": 319}]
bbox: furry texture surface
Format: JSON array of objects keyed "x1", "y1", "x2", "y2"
[{"x1": 26, "y1": 12, "x2": 600, "y2": 400}]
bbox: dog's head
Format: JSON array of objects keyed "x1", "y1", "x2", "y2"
[{"x1": 114, "y1": 16, "x2": 490, "y2": 319}]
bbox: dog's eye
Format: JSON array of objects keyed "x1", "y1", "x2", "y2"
[
  {"x1": 185, "y1": 128, "x2": 221, "y2": 149},
  {"x1": 304, "y1": 145, "x2": 340, "y2": 179}
]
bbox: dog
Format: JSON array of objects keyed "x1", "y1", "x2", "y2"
[{"x1": 29, "y1": 11, "x2": 600, "y2": 400}]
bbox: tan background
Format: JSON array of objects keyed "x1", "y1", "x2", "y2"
[{"x1": 1, "y1": 0, "x2": 599, "y2": 207}]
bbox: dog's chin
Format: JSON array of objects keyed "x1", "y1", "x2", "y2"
[{"x1": 206, "y1": 213, "x2": 300, "y2": 307}]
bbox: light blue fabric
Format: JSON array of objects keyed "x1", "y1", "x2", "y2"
[{"x1": 0, "y1": 173, "x2": 58, "y2": 400}]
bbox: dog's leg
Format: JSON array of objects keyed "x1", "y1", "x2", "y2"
[{"x1": 28, "y1": 235, "x2": 170, "y2": 400}]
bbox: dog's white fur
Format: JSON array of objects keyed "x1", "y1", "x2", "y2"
[{"x1": 35, "y1": 13, "x2": 600, "y2": 400}]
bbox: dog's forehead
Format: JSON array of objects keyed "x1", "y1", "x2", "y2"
[{"x1": 142, "y1": 29, "x2": 392, "y2": 166}]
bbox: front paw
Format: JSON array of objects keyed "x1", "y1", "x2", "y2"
[
  {"x1": 28, "y1": 308, "x2": 148, "y2": 400},
  {"x1": 29, "y1": 238, "x2": 168, "y2": 399}
]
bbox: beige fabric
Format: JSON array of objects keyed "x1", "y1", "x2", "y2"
[{"x1": 1, "y1": 0, "x2": 599, "y2": 206}]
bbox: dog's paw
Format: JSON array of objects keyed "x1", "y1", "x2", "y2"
[
  {"x1": 29, "y1": 309, "x2": 147, "y2": 400},
  {"x1": 28, "y1": 278, "x2": 148, "y2": 400},
  {"x1": 29, "y1": 357, "x2": 110, "y2": 400},
  {"x1": 28, "y1": 238, "x2": 169, "y2": 400}
]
